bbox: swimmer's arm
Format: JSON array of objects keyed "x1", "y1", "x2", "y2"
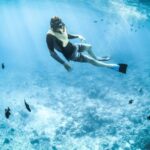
[
  {"x1": 68, "y1": 34, "x2": 79, "y2": 39},
  {"x1": 47, "y1": 34, "x2": 72, "y2": 72},
  {"x1": 47, "y1": 34, "x2": 65, "y2": 65},
  {"x1": 50, "y1": 51, "x2": 72, "y2": 72},
  {"x1": 68, "y1": 34, "x2": 86, "y2": 41},
  {"x1": 50, "y1": 51, "x2": 65, "y2": 65}
]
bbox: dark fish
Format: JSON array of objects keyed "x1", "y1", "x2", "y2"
[
  {"x1": 24, "y1": 100, "x2": 31, "y2": 112},
  {"x1": 3, "y1": 138, "x2": 10, "y2": 144},
  {"x1": 5, "y1": 107, "x2": 11, "y2": 119},
  {"x1": 52, "y1": 146, "x2": 57, "y2": 150},
  {"x1": 139, "y1": 88, "x2": 143, "y2": 94},
  {"x1": 130, "y1": 23, "x2": 134, "y2": 27},
  {"x1": 101, "y1": 18, "x2": 104, "y2": 21},
  {"x1": 1, "y1": 63, "x2": 5, "y2": 69},
  {"x1": 93, "y1": 20, "x2": 98, "y2": 23},
  {"x1": 147, "y1": 115, "x2": 150, "y2": 120},
  {"x1": 129, "y1": 99, "x2": 134, "y2": 104},
  {"x1": 30, "y1": 139, "x2": 39, "y2": 145}
]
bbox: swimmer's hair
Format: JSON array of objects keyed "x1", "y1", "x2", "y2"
[
  {"x1": 50, "y1": 16, "x2": 65, "y2": 31},
  {"x1": 50, "y1": 16, "x2": 61, "y2": 28}
]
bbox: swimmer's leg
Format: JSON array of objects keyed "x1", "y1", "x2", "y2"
[
  {"x1": 75, "y1": 54, "x2": 127, "y2": 74},
  {"x1": 77, "y1": 43, "x2": 110, "y2": 61}
]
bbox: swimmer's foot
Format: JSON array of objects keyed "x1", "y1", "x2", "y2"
[
  {"x1": 111, "y1": 64, "x2": 128, "y2": 74},
  {"x1": 118, "y1": 64, "x2": 128, "y2": 74}
]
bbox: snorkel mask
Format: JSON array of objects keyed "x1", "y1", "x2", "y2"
[{"x1": 50, "y1": 16, "x2": 65, "y2": 32}]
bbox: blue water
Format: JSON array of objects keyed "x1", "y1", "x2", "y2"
[{"x1": 0, "y1": 0, "x2": 150, "y2": 149}]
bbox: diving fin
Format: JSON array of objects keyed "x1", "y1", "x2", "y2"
[{"x1": 118, "y1": 64, "x2": 128, "y2": 74}]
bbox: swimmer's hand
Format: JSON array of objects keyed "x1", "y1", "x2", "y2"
[
  {"x1": 63, "y1": 63, "x2": 72, "y2": 72},
  {"x1": 78, "y1": 35, "x2": 86, "y2": 42}
]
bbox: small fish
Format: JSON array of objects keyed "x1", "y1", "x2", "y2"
[
  {"x1": 5, "y1": 107, "x2": 11, "y2": 119},
  {"x1": 1, "y1": 63, "x2": 5, "y2": 69},
  {"x1": 24, "y1": 100, "x2": 31, "y2": 112},
  {"x1": 101, "y1": 18, "x2": 104, "y2": 21},
  {"x1": 129, "y1": 99, "x2": 134, "y2": 104}
]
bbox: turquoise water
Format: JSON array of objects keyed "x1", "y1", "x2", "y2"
[{"x1": 0, "y1": 0, "x2": 150, "y2": 149}]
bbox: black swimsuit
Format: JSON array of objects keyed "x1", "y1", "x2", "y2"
[
  {"x1": 46, "y1": 32, "x2": 89, "y2": 64},
  {"x1": 46, "y1": 33, "x2": 78, "y2": 63}
]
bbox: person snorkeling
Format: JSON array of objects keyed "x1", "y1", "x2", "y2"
[{"x1": 46, "y1": 16, "x2": 128, "y2": 74}]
